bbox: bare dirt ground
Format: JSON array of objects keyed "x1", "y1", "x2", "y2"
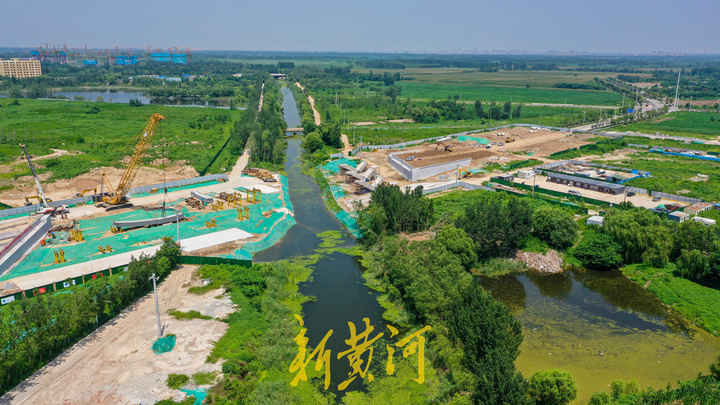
[
  {"x1": 351, "y1": 121, "x2": 376, "y2": 126},
  {"x1": 340, "y1": 134, "x2": 354, "y2": 156},
  {"x1": 0, "y1": 164, "x2": 200, "y2": 208},
  {"x1": 2, "y1": 264, "x2": 232, "y2": 405}
]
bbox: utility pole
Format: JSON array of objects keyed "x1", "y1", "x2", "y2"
[
  {"x1": 176, "y1": 210, "x2": 180, "y2": 245},
  {"x1": 673, "y1": 69, "x2": 681, "y2": 108},
  {"x1": 150, "y1": 273, "x2": 162, "y2": 338},
  {"x1": 621, "y1": 94, "x2": 625, "y2": 109},
  {"x1": 583, "y1": 111, "x2": 586, "y2": 125}
]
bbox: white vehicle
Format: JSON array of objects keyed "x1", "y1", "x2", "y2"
[{"x1": 568, "y1": 189, "x2": 582, "y2": 196}]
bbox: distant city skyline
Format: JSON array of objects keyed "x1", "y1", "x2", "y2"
[{"x1": 1, "y1": 0, "x2": 718, "y2": 55}]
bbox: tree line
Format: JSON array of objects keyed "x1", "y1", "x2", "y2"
[{"x1": 0, "y1": 239, "x2": 181, "y2": 396}]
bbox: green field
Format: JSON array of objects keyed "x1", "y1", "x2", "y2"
[
  {"x1": 0, "y1": 99, "x2": 242, "y2": 182},
  {"x1": 350, "y1": 68, "x2": 630, "y2": 106},
  {"x1": 601, "y1": 152, "x2": 720, "y2": 201},
  {"x1": 614, "y1": 112, "x2": 720, "y2": 139},
  {"x1": 398, "y1": 81, "x2": 624, "y2": 106}
]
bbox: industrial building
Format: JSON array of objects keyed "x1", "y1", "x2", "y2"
[
  {"x1": 546, "y1": 173, "x2": 626, "y2": 195},
  {"x1": 692, "y1": 217, "x2": 716, "y2": 226},
  {"x1": 684, "y1": 202, "x2": 712, "y2": 215},
  {"x1": 0, "y1": 58, "x2": 42, "y2": 78},
  {"x1": 586, "y1": 215, "x2": 604, "y2": 226},
  {"x1": 668, "y1": 211, "x2": 689, "y2": 223}
]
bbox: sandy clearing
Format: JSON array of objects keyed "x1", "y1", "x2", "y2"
[
  {"x1": 350, "y1": 121, "x2": 376, "y2": 126},
  {"x1": 3, "y1": 264, "x2": 232, "y2": 405}
]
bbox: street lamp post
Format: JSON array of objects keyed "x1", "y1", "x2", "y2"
[{"x1": 150, "y1": 273, "x2": 162, "y2": 338}]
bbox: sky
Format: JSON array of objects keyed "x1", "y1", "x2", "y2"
[{"x1": 1, "y1": 0, "x2": 719, "y2": 54}]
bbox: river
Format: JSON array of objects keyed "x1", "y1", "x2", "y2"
[
  {"x1": 255, "y1": 87, "x2": 384, "y2": 395},
  {"x1": 263, "y1": 85, "x2": 720, "y2": 403}
]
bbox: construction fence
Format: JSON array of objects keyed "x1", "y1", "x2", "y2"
[
  {"x1": 421, "y1": 181, "x2": 494, "y2": 195},
  {"x1": 0, "y1": 254, "x2": 253, "y2": 306},
  {"x1": 491, "y1": 177, "x2": 610, "y2": 208},
  {"x1": 0, "y1": 174, "x2": 229, "y2": 219}
]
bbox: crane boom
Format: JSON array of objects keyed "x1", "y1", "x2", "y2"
[
  {"x1": 20, "y1": 144, "x2": 48, "y2": 207},
  {"x1": 102, "y1": 113, "x2": 165, "y2": 205}
]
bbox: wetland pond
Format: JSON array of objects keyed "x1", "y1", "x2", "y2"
[{"x1": 481, "y1": 267, "x2": 720, "y2": 403}]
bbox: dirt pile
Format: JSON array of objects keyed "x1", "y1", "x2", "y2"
[{"x1": 516, "y1": 250, "x2": 563, "y2": 273}]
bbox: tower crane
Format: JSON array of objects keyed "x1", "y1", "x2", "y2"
[{"x1": 101, "y1": 113, "x2": 165, "y2": 208}]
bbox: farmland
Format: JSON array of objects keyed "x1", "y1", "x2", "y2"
[
  {"x1": 0, "y1": 99, "x2": 242, "y2": 181},
  {"x1": 613, "y1": 111, "x2": 720, "y2": 139},
  {"x1": 352, "y1": 68, "x2": 631, "y2": 105},
  {"x1": 602, "y1": 152, "x2": 720, "y2": 201}
]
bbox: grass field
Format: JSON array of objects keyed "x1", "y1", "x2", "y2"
[
  {"x1": 622, "y1": 264, "x2": 720, "y2": 336},
  {"x1": 399, "y1": 82, "x2": 624, "y2": 106},
  {"x1": 614, "y1": 111, "x2": 720, "y2": 139},
  {"x1": 0, "y1": 99, "x2": 242, "y2": 181},
  {"x1": 350, "y1": 68, "x2": 629, "y2": 106},
  {"x1": 601, "y1": 152, "x2": 720, "y2": 201}
]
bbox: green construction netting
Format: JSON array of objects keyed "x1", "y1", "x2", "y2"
[
  {"x1": 330, "y1": 184, "x2": 346, "y2": 199},
  {"x1": 336, "y1": 211, "x2": 362, "y2": 239},
  {"x1": 152, "y1": 335, "x2": 176, "y2": 354},
  {"x1": 181, "y1": 388, "x2": 208, "y2": 405},
  {"x1": 280, "y1": 175, "x2": 292, "y2": 212},
  {"x1": 1, "y1": 184, "x2": 294, "y2": 281},
  {"x1": 457, "y1": 135, "x2": 490, "y2": 144},
  {"x1": 469, "y1": 168, "x2": 488, "y2": 174},
  {"x1": 321, "y1": 158, "x2": 358, "y2": 174},
  {"x1": 227, "y1": 215, "x2": 297, "y2": 256}
]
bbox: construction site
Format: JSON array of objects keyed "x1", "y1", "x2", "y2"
[
  {"x1": 322, "y1": 126, "x2": 594, "y2": 211},
  {"x1": 0, "y1": 114, "x2": 294, "y2": 305}
]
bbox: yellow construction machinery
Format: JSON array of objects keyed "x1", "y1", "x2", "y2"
[
  {"x1": 24, "y1": 195, "x2": 53, "y2": 205},
  {"x1": 435, "y1": 142, "x2": 453, "y2": 152},
  {"x1": 101, "y1": 113, "x2": 165, "y2": 208},
  {"x1": 505, "y1": 134, "x2": 516, "y2": 143},
  {"x1": 458, "y1": 169, "x2": 475, "y2": 179},
  {"x1": 75, "y1": 188, "x2": 97, "y2": 197}
]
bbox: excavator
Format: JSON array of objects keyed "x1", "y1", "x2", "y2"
[
  {"x1": 100, "y1": 113, "x2": 165, "y2": 210},
  {"x1": 435, "y1": 142, "x2": 453, "y2": 152},
  {"x1": 505, "y1": 134, "x2": 516, "y2": 143},
  {"x1": 24, "y1": 195, "x2": 53, "y2": 206},
  {"x1": 75, "y1": 188, "x2": 97, "y2": 197}
]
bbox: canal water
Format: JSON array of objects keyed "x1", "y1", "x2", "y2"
[
  {"x1": 482, "y1": 267, "x2": 720, "y2": 402},
  {"x1": 263, "y1": 85, "x2": 720, "y2": 402},
  {"x1": 52, "y1": 90, "x2": 228, "y2": 107},
  {"x1": 280, "y1": 86, "x2": 302, "y2": 129},
  {"x1": 255, "y1": 87, "x2": 384, "y2": 395}
]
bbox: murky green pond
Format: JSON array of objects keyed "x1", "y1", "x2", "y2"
[{"x1": 481, "y1": 267, "x2": 720, "y2": 403}]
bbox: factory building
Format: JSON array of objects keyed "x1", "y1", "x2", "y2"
[{"x1": 546, "y1": 173, "x2": 625, "y2": 195}]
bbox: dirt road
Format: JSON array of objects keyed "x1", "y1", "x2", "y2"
[
  {"x1": 2, "y1": 264, "x2": 232, "y2": 404},
  {"x1": 295, "y1": 82, "x2": 321, "y2": 126}
]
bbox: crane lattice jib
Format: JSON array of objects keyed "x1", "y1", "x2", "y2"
[{"x1": 114, "y1": 113, "x2": 165, "y2": 201}]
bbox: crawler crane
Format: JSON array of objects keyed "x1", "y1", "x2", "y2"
[{"x1": 100, "y1": 113, "x2": 165, "y2": 210}]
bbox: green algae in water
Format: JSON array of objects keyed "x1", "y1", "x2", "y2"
[{"x1": 480, "y1": 268, "x2": 720, "y2": 404}]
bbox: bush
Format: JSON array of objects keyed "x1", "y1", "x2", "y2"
[
  {"x1": 528, "y1": 369, "x2": 578, "y2": 405},
  {"x1": 573, "y1": 231, "x2": 623, "y2": 270},
  {"x1": 167, "y1": 373, "x2": 189, "y2": 389},
  {"x1": 532, "y1": 206, "x2": 579, "y2": 250}
]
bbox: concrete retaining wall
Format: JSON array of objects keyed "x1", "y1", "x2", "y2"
[
  {"x1": 388, "y1": 154, "x2": 472, "y2": 181},
  {"x1": 388, "y1": 154, "x2": 414, "y2": 180}
]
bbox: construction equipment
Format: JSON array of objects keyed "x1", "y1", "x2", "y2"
[
  {"x1": 24, "y1": 195, "x2": 53, "y2": 206},
  {"x1": 505, "y1": 134, "x2": 516, "y2": 143},
  {"x1": 236, "y1": 206, "x2": 250, "y2": 221},
  {"x1": 435, "y1": 142, "x2": 453, "y2": 152},
  {"x1": 205, "y1": 218, "x2": 218, "y2": 228},
  {"x1": 54, "y1": 249, "x2": 66, "y2": 263},
  {"x1": 459, "y1": 169, "x2": 475, "y2": 179},
  {"x1": 21, "y1": 144, "x2": 56, "y2": 215},
  {"x1": 101, "y1": 113, "x2": 165, "y2": 208},
  {"x1": 185, "y1": 196, "x2": 203, "y2": 209},
  {"x1": 70, "y1": 228, "x2": 84, "y2": 242},
  {"x1": 210, "y1": 201, "x2": 224, "y2": 211},
  {"x1": 75, "y1": 188, "x2": 97, "y2": 197}
]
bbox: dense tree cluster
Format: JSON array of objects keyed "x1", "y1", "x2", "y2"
[
  {"x1": 357, "y1": 184, "x2": 434, "y2": 243},
  {"x1": 368, "y1": 235, "x2": 529, "y2": 403},
  {"x1": 0, "y1": 239, "x2": 181, "y2": 396}
]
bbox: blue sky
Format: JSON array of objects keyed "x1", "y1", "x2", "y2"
[{"x1": 2, "y1": 0, "x2": 718, "y2": 54}]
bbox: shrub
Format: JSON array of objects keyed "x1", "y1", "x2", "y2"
[
  {"x1": 167, "y1": 373, "x2": 189, "y2": 389},
  {"x1": 528, "y1": 369, "x2": 578, "y2": 405}
]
